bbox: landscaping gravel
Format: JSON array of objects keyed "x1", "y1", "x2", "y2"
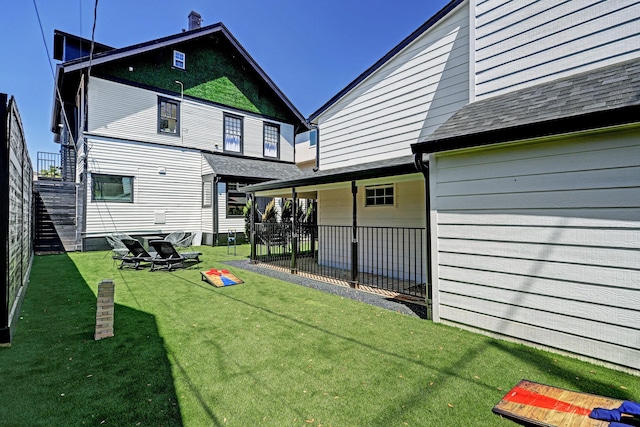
[{"x1": 224, "y1": 259, "x2": 427, "y2": 319}]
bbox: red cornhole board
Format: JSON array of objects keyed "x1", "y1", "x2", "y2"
[
  {"x1": 493, "y1": 380, "x2": 624, "y2": 427},
  {"x1": 201, "y1": 268, "x2": 243, "y2": 287}
]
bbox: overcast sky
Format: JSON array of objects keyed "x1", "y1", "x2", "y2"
[{"x1": 2, "y1": 0, "x2": 450, "y2": 163}]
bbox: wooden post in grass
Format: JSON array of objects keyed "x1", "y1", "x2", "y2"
[{"x1": 94, "y1": 279, "x2": 115, "y2": 340}]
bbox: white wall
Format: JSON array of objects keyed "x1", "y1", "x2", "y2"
[
  {"x1": 88, "y1": 77, "x2": 295, "y2": 162},
  {"x1": 316, "y1": 177, "x2": 426, "y2": 280},
  {"x1": 85, "y1": 136, "x2": 203, "y2": 235},
  {"x1": 429, "y1": 127, "x2": 640, "y2": 369},
  {"x1": 474, "y1": 0, "x2": 640, "y2": 99},
  {"x1": 315, "y1": 3, "x2": 469, "y2": 170}
]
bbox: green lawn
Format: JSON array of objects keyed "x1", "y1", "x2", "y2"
[{"x1": 1, "y1": 245, "x2": 638, "y2": 426}]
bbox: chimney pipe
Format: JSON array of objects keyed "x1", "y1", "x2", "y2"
[{"x1": 188, "y1": 11, "x2": 202, "y2": 31}]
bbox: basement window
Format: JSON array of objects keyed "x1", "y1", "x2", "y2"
[
  {"x1": 173, "y1": 50, "x2": 185, "y2": 69},
  {"x1": 92, "y1": 174, "x2": 134, "y2": 202},
  {"x1": 365, "y1": 184, "x2": 394, "y2": 207}
]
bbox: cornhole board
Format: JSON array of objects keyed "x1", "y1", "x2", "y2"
[
  {"x1": 493, "y1": 380, "x2": 624, "y2": 427},
  {"x1": 201, "y1": 268, "x2": 243, "y2": 287}
]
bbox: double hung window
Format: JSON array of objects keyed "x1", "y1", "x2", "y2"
[
  {"x1": 224, "y1": 114, "x2": 243, "y2": 153},
  {"x1": 158, "y1": 97, "x2": 180, "y2": 135},
  {"x1": 263, "y1": 123, "x2": 280, "y2": 158}
]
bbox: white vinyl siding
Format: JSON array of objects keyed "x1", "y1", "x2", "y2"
[
  {"x1": 85, "y1": 137, "x2": 203, "y2": 234},
  {"x1": 316, "y1": 3, "x2": 469, "y2": 170},
  {"x1": 474, "y1": 0, "x2": 640, "y2": 99},
  {"x1": 88, "y1": 77, "x2": 295, "y2": 162},
  {"x1": 429, "y1": 128, "x2": 640, "y2": 369},
  {"x1": 316, "y1": 177, "x2": 426, "y2": 280}
]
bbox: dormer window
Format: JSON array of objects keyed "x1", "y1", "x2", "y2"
[{"x1": 173, "y1": 50, "x2": 185, "y2": 70}]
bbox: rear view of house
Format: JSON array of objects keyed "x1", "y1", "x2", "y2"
[{"x1": 51, "y1": 12, "x2": 306, "y2": 249}]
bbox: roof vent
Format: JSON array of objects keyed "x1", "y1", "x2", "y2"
[{"x1": 188, "y1": 11, "x2": 202, "y2": 31}]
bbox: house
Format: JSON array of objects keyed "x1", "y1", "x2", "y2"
[
  {"x1": 51, "y1": 12, "x2": 307, "y2": 250},
  {"x1": 245, "y1": 0, "x2": 640, "y2": 372}
]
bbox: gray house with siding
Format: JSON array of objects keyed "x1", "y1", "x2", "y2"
[{"x1": 246, "y1": 0, "x2": 640, "y2": 373}]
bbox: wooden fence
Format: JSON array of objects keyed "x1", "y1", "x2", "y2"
[{"x1": 0, "y1": 93, "x2": 34, "y2": 344}]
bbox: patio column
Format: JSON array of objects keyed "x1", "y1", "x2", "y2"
[
  {"x1": 250, "y1": 193, "x2": 256, "y2": 262},
  {"x1": 290, "y1": 188, "x2": 298, "y2": 273},
  {"x1": 351, "y1": 180, "x2": 358, "y2": 287}
]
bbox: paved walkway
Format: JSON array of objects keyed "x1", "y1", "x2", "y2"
[{"x1": 224, "y1": 259, "x2": 428, "y2": 319}]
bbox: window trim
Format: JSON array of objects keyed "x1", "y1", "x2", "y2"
[
  {"x1": 223, "y1": 113, "x2": 243, "y2": 154},
  {"x1": 263, "y1": 122, "x2": 280, "y2": 159},
  {"x1": 157, "y1": 97, "x2": 180, "y2": 136},
  {"x1": 91, "y1": 173, "x2": 134, "y2": 203},
  {"x1": 364, "y1": 183, "x2": 395, "y2": 207}
]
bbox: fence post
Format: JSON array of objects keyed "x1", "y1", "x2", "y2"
[
  {"x1": 290, "y1": 188, "x2": 298, "y2": 274},
  {"x1": 250, "y1": 193, "x2": 256, "y2": 262}
]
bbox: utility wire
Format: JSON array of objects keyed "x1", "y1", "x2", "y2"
[{"x1": 32, "y1": 0, "x2": 76, "y2": 148}]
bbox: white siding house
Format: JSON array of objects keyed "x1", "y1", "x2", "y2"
[{"x1": 52, "y1": 20, "x2": 307, "y2": 249}]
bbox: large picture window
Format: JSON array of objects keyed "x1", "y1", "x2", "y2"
[
  {"x1": 263, "y1": 122, "x2": 280, "y2": 158},
  {"x1": 224, "y1": 114, "x2": 243, "y2": 153},
  {"x1": 92, "y1": 174, "x2": 134, "y2": 202},
  {"x1": 365, "y1": 184, "x2": 394, "y2": 207},
  {"x1": 226, "y1": 182, "x2": 246, "y2": 217},
  {"x1": 158, "y1": 97, "x2": 180, "y2": 135}
]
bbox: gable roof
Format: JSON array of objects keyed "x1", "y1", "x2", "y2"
[
  {"x1": 54, "y1": 22, "x2": 306, "y2": 127},
  {"x1": 308, "y1": 0, "x2": 464, "y2": 122},
  {"x1": 411, "y1": 57, "x2": 640, "y2": 154},
  {"x1": 203, "y1": 153, "x2": 304, "y2": 181}
]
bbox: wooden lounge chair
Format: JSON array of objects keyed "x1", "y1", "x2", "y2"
[
  {"x1": 148, "y1": 240, "x2": 185, "y2": 271},
  {"x1": 117, "y1": 238, "x2": 154, "y2": 269}
]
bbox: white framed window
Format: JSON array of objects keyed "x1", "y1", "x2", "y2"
[
  {"x1": 173, "y1": 50, "x2": 185, "y2": 70},
  {"x1": 92, "y1": 174, "x2": 134, "y2": 203},
  {"x1": 202, "y1": 175, "x2": 213, "y2": 208},
  {"x1": 365, "y1": 184, "x2": 394, "y2": 207},
  {"x1": 224, "y1": 114, "x2": 243, "y2": 154},
  {"x1": 263, "y1": 122, "x2": 280, "y2": 158},
  {"x1": 158, "y1": 97, "x2": 180, "y2": 135}
]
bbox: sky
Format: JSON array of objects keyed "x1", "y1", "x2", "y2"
[{"x1": 2, "y1": 0, "x2": 450, "y2": 164}]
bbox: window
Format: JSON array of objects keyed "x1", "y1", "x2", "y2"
[
  {"x1": 226, "y1": 182, "x2": 247, "y2": 217},
  {"x1": 365, "y1": 184, "x2": 394, "y2": 207},
  {"x1": 263, "y1": 123, "x2": 280, "y2": 158},
  {"x1": 309, "y1": 128, "x2": 318, "y2": 146},
  {"x1": 202, "y1": 175, "x2": 213, "y2": 207},
  {"x1": 224, "y1": 114, "x2": 243, "y2": 153},
  {"x1": 173, "y1": 50, "x2": 185, "y2": 69},
  {"x1": 158, "y1": 97, "x2": 180, "y2": 135},
  {"x1": 92, "y1": 174, "x2": 134, "y2": 202}
]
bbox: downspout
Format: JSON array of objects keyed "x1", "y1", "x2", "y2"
[
  {"x1": 310, "y1": 124, "x2": 320, "y2": 172},
  {"x1": 413, "y1": 153, "x2": 432, "y2": 320},
  {"x1": 212, "y1": 176, "x2": 219, "y2": 246}
]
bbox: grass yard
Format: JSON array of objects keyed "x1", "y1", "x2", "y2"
[{"x1": 1, "y1": 245, "x2": 638, "y2": 426}]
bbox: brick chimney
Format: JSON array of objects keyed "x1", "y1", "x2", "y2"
[{"x1": 188, "y1": 11, "x2": 202, "y2": 31}]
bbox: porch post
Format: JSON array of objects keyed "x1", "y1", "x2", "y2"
[
  {"x1": 250, "y1": 192, "x2": 256, "y2": 262},
  {"x1": 351, "y1": 180, "x2": 358, "y2": 287},
  {"x1": 291, "y1": 188, "x2": 298, "y2": 273}
]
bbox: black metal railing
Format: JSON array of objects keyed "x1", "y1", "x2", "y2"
[
  {"x1": 253, "y1": 223, "x2": 426, "y2": 298},
  {"x1": 37, "y1": 152, "x2": 61, "y2": 179}
]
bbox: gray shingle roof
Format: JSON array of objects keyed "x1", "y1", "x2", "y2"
[
  {"x1": 203, "y1": 153, "x2": 304, "y2": 181},
  {"x1": 412, "y1": 57, "x2": 640, "y2": 153}
]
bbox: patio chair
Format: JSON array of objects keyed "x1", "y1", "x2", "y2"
[
  {"x1": 148, "y1": 240, "x2": 186, "y2": 271},
  {"x1": 164, "y1": 231, "x2": 185, "y2": 246},
  {"x1": 118, "y1": 238, "x2": 155, "y2": 269},
  {"x1": 106, "y1": 233, "x2": 135, "y2": 266},
  {"x1": 165, "y1": 231, "x2": 201, "y2": 261}
]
